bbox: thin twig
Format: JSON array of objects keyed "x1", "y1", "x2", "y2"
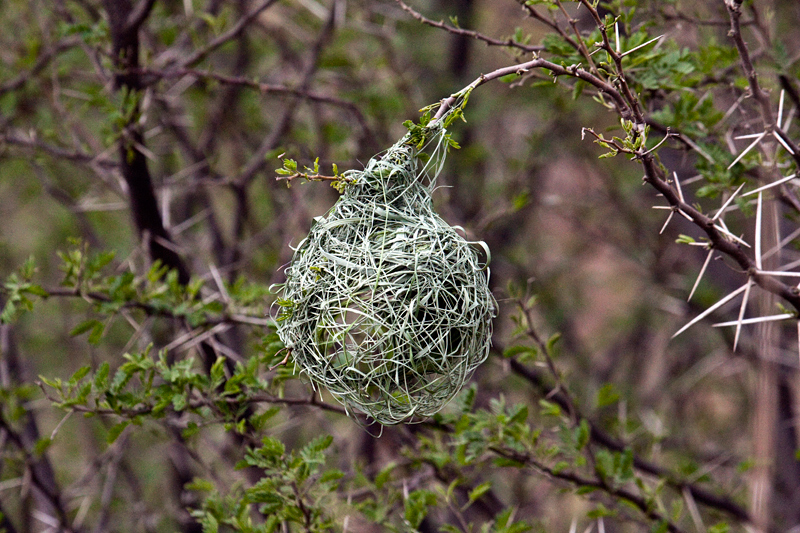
[{"x1": 394, "y1": 0, "x2": 543, "y2": 54}]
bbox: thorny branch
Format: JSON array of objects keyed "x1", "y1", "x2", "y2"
[
  {"x1": 427, "y1": 0, "x2": 800, "y2": 314},
  {"x1": 725, "y1": 0, "x2": 800, "y2": 168},
  {"x1": 398, "y1": 0, "x2": 795, "y2": 527}
]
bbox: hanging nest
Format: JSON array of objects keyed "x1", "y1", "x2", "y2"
[{"x1": 274, "y1": 118, "x2": 496, "y2": 425}]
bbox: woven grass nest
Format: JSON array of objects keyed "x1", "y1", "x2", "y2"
[{"x1": 275, "y1": 118, "x2": 496, "y2": 425}]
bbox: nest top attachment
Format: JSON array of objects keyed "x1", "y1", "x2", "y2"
[{"x1": 275, "y1": 120, "x2": 496, "y2": 425}]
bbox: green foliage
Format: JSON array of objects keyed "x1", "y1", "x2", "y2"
[{"x1": 190, "y1": 435, "x2": 343, "y2": 532}]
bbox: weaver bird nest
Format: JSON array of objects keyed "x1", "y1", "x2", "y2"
[{"x1": 275, "y1": 119, "x2": 496, "y2": 425}]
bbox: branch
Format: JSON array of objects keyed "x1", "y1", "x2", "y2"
[
  {"x1": 392, "y1": 0, "x2": 800, "y2": 319},
  {"x1": 237, "y1": 0, "x2": 339, "y2": 186},
  {"x1": 42, "y1": 287, "x2": 272, "y2": 328},
  {"x1": 432, "y1": 57, "x2": 628, "y2": 123},
  {"x1": 125, "y1": 0, "x2": 157, "y2": 33},
  {"x1": 41, "y1": 386, "x2": 350, "y2": 419},
  {"x1": 180, "y1": 0, "x2": 280, "y2": 68},
  {"x1": 0, "y1": 130, "x2": 118, "y2": 168},
  {"x1": 104, "y1": 0, "x2": 191, "y2": 284},
  {"x1": 0, "y1": 322, "x2": 81, "y2": 533},
  {"x1": 506, "y1": 357, "x2": 752, "y2": 523},
  {"x1": 489, "y1": 446, "x2": 689, "y2": 533},
  {"x1": 394, "y1": 0, "x2": 543, "y2": 54},
  {"x1": 0, "y1": 36, "x2": 82, "y2": 97},
  {"x1": 130, "y1": 67, "x2": 371, "y2": 133}
]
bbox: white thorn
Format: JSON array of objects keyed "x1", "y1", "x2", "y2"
[
  {"x1": 733, "y1": 281, "x2": 752, "y2": 351},
  {"x1": 673, "y1": 283, "x2": 750, "y2": 339},
  {"x1": 712, "y1": 183, "x2": 746, "y2": 221},
  {"x1": 620, "y1": 34, "x2": 664, "y2": 57},
  {"x1": 756, "y1": 270, "x2": 800, "y2": 277},
  {"x1": 688, "y1": 249, "x2": 714, "y2": 302},
  {"x1": 673, "y1": 171, "x2": 685, "y2": 202},
  {"x1": 727, "y1": 131, "x2": 766, "y2": 169},
  {"x1": 660, "y1": 210, "x2": 675, "y2": 234},
  {"x1": 773, "y1": 131, "x2": 796, "y2": 155},
  {"x1": 713, "y1": 314, "x2": 794, "y2": 327},
  {"x1": 713, "y1": 223, "x2": 750, "y2": 247},
  {"x1": 755, "y1": 191, "x2": 763, "y2": 270},
  {"x1": 742, "y1": 173, "x2": 797, "y2": 197}
]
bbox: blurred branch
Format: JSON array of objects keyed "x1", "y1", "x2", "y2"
[
  {"x1": 179, "y1": 0, "x2": 279, "y2": 68},
  {"x1": 42, "y1": 286, "x2": 271, "y2": 328},
  {"x1": 516, "y1": 0, "x2": 581, "y2": 54},
  {"x1": 132, "y1": 67, "x2": 371, "y2": 134},
  {"x1": 0, "y1": 130, "x2": 118, "y2": 168},
  {"x1": 726, "y1": 0, "x2": 800, "y2": 167},
  {"x1": 104, "y1": 0, "x2": 191, "y2": 284},
  {"x1": 506, "y1": 356, "x2": 753, "y2": 524},
  {"x1": 489, "y1": 445, "x2": 689, "y2": 533},
  {"x1": 236, "y1": 1, "x2": 339, "y2": 186},
  {"x1": 394, "y1": 0, "x2": 543, "y2": 54},
  {"x1": 0, "y1": 36, "x2": 82, "y2": 98},
  {"x1": 125, "y1": 0, "x2": 157, "y2": 33},
  {"x1": 0, "y1": 319, "x2": 82, "y2": 533}
]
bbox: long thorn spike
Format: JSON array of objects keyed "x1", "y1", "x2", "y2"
[
  {"x1": 713, "y1": 314, "x2": 794, "y2": 327},
  {"x1": 660, "y1": 211, "x2": 675, "y2": 234},
  {"x1": 688, "y1": 249, "x2": 714, "y2": 302},
  {"x1": 755, "y1": 191, "x2": 763, "y2": 270},
  {"x1": 673, "y1": 171, "x2": 685, "y2": 202},
  {"x1": 727, "y1": 132, "x2": 766, "y2": 170},
  {"x1": 733, "y1": 281, "x2": 752, "y2": 351},
  {"x1": 712, "y1": 183, "x2": 746, "y2": 221},
  {"x1": 673, "y1": 283, "x2": 749, "y2": 339},
  {"x1": 742, "y1": 173, "x2": 797, "y2": 197}
]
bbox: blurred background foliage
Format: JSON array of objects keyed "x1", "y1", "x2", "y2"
[{"x1": 1, "y1": 0, "x2": 800, "y2": 532}]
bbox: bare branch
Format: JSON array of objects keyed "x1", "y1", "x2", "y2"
[
  {"x1": 394, "y1": 0, "x2": 543, "y2": 54},
  {"x1": 180, "y1": 0, "x2": 280, "y2": 68},
  {"x1": 125, "y1": 0, "x2": 157, "y2": 33},
  {"x1": 0, "y1": 37, "x2": 82, "y2": 98}
]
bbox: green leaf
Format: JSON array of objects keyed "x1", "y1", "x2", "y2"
[
  {"x1": 539, "y1": 399, "x2": 562, "y2": 417},
  {"x1": 375, "y1": 462, "x2": 396, "y2": 489},
  {"x1": 587, "y1": 503, "x2": 615, "y2": 518},
  {"x1": 468, "y1": 481, "x2": 491, "y2": 503},
  {"x1": 545, "y1": 333, "x2": 561, "y2": 356},
  {"x1": 70, "y1": 319, "x2": 102, "y2": 337},
  {"x1": 68, "y1": 365, "x2": 91, "y2": 386},
  {"x1": 596, "y1": 383, "x2": 620, "y2": 408},
  {"x1": 503, "y1": 345, "x2": 535, "y2": 358},
  {"x1": 24, "y1": 284, "x2": 49, "y2": 297},
  {"x1": 404, "y1": 489, "x2": 437, "y2": 528},
  {"x1": 708, "y1": 522, "x2": 730, "y2": 533},
  {"x1": 87, "y1": 320, "x2": 106, "y2": 345},
  {"x1": 107, "y1": 420, "x2": 130, "y2": 444},
  {"x1": 34, "y1": 437, "x2": 53, "y2": 456},
  {"x1": 93, "y1": 362, "x2": 110, "y2": 391}
]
